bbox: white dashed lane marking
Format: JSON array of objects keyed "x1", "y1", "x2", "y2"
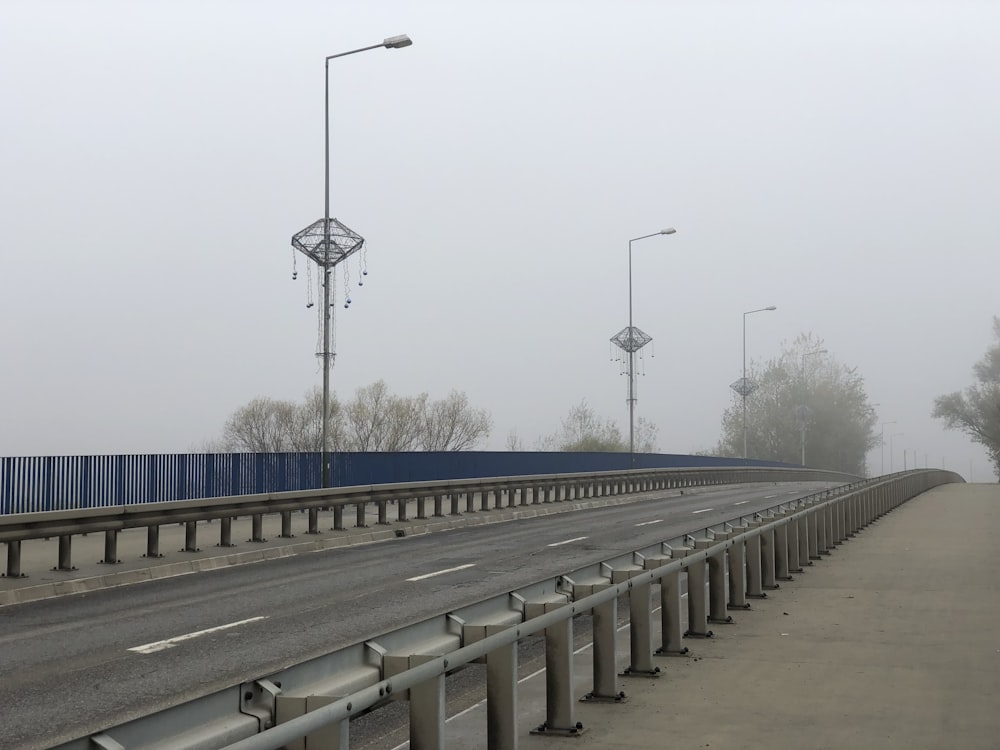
[
  {"x1": 129, "y1": 616, "x2": 268, "y2": 654},
  {"x1": 547, "y1": 536, "x2": 588, "y2": 547},
  {"x1": 635, "y1": 520, "x2": 664, "y2": 527},
  {"x1": 406, "y1": 564, "x2": 477, "y2": 582},
  {"x1": 691, "y1": 508, "x2": 713, "y2": 514}
]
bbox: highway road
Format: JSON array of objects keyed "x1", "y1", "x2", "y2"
[{"x1": 0, "y1": 481, "x2": 834, "y2": 749}]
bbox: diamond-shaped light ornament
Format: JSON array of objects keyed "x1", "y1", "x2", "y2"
[
  {"x1": 291, "y1": 218, "x2": 365, "y2": 268},
  {"x1": 611, "y1": 326, "x2": 653, "y2": 354},
  {"x1": 730, "y1": 377, "x2": 758, "y2": 398}
]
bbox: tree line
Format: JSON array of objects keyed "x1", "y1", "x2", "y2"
[
  {"x1": 208, "y1": 381, "x2": 492, "y2": 452},
  {"x1": 209, "y1": 319, "x2": 1000, "y2": 478}
]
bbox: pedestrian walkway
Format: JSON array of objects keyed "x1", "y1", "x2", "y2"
[{"x1": 437, "y1": 483, "x2": 1000, "y2": 749}]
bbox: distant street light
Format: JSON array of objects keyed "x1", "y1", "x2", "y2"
[
  {"x1": 736, "y1": 306, "x2": 777, "y2": 459},
  {"x1": 610, "y1": 228, "x2": 676, "y2": 470},
  {"x1": 880, "y1": 420, "x2": 896, "y2": 475},
  {"x1": 890, "y1": 432, "x2": 904, "y2": 473},
  {"x1": 797, "y1": 349, "x2": 827, "y2": 465},
  {"x1": 291, "y1": 35, "x2": 412, "y2": 490}
]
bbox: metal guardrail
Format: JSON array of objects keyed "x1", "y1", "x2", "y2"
[
  {"x1": 48, "y1": 468, "x2": 959, "y2": 750},
  {"x1": 1, "y1": 465, "x2": 852, "y2": 578}
]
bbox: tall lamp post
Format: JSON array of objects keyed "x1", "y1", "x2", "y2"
[
  {"x1": 880, "y1": 420, "x2": 896, "y2": 475},
  {"x1": 796, "y1": 348, "x2": 827, "y2": 465},
  {"x1": 739, "y1": 306, "x2": 777, "y2": 459},
  {"x1": 890, "y1": 432, "x2": 904, "y2": 473},
  {"x1": 292, "y1": 35, "x2": 413, "y2": 490},
  {"x1": 610, "y1": 228, "x2": 676, "y2": 470}
]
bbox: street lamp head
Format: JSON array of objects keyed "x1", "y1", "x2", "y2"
[
  {"x1": 765, "y1": 306, "x2": 777, "y2": 311},
  {"x1": 660, "y1": 228, "x2": 677, "y2": 235},
  {"x1": 383, "y1": 34, "x2": 413, "y2": 48}
]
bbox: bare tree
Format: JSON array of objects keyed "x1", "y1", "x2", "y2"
[
  {"x1": 213, "y1": 381, "x2": 492, "y2": 453},
  {"x1": 421, "y1": 391, "x2": 492, "y2": 451},
  {"x1": 218, "y1": 397, "x2": 299, "y2": 452},
  {"x1": 549, "y1": 399, "x2": 627, "y2": 452},
  {"x1": 505, "y1": 429, "x2": 524, "y2": 451}
]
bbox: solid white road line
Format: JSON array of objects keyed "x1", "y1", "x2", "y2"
[
  {"x1": 634, "y1": 519, "x2": 664, "y2": 527},
  {"x1": 128, "y1": 616, "x2": 268, "y2": 655},
  {"x1": 547, "y1": 536, "x2": 588, "y2": 547},
  {"x1": 691, "y1": 508, "x2": 713, "y2": 514},
  {"x1": 406, "y1": 563, "x2": 476, "y2": 582}
]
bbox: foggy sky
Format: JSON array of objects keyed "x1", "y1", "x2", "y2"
[{"x1": 2, "y1": 1, "x2": 997, "y2": 480}]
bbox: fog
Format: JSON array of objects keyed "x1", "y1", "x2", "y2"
[{"x1": 1, "y1": 1, "x2": 996, "y2": 480}]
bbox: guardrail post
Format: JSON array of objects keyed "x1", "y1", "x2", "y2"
[
  {"x1": 333, "y1": 505, "x2": 345, "y2": 530},
  {"x1": 528, "y1": 602, "x2": 582, "y2": 737},
  {"x1": 386, "y1": 653, "x2": 445, "y2": 750},
  {"x1": 486, "y1": 626, "x2": 519, "y2": 748},
  {"x1": 55, "y1": 535, "x2": 75, "y2": 571},
  {"x1": 251, "y1": 514, "x2": 266, "y2": 542},
  {"x1": 616, "y1": 572, "x2": 658, "y2": 678},
  {"x1": 378, "y1": 500, "x2": 389, "y2": 525},
  {"x1": 785, "y1": 511, "x2": 801, "y2": 573},
  {"x1": 183, "y1": 521, "x2": 200, "y2": 552},
  {"x1": 417, "y1": 495, "x2": 427, "y2": 519},
  {"x1": 397, "y1": 497, "x2": 408, "y2": 522},
  {"x1": 727, "y1": 528, "x2": 750, "y2": 610},
  {"x1": 797, "y1": 511, "x2": 812, "y2": 566},
  {"x1": 307, "y1": 507, "x2": 320, "y2": 535},
  {"x1": 774, "y1": 515, "x2": 792, "y2": 580},
  {"x1": 356, "y1": 502, "x2": 367, "y2": 528},
  {"x1": 145, "y1": 525, "x2": 162, "y2": 558},
  {"x1": 807, "y1": 506, "x2": 821, "y2": 560},
  {"x1": 6, "y1": 541, "x2": 24, "y2": 577},
  {"x1": 579, "y1": 584, "x2": 622, "y2": 702},
  {"x1": 280, "y1": 511, "x2": 294, "y2": 538},
  {"x1": 759, "y1": 519, "x2": 778, "y2": 589},
  {"x1": 685, "y1": 540, "x2": 713, "y2": 637},
  {"x1": 218, "y1": 517, "x2": 235, "y2": 547},
  {"x1": 837, "y1": 498, "x2": 848, "y2": 542},
  {"x1": 466, "y1": 491, "x2": 476, "y2": 513},
  {"x1": 817, "y1": 505, "x2": 831, "y2": 555},
  {"x1": 708, "y1": 533, "x2": 733, "y2": 623},
  {"x1": 276, "y1": 694, "x2": 347, "y2": 750},
  {"x1": 99, "y1": 529, "x2": 120, "y2": 564},
  {"x1": 745, "y1": 523, "x2": 766, "y2": 599},
  {"x1": 433, "y1": 494, "x2": 444, "y2": 517},
  {"x1": 650, "y1": 554, "x2": 687, "y2": 656}
]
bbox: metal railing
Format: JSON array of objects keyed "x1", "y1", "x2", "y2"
[
  {"x1": 1, "y1": 465, "x2": 851, "y2": 578},
  {"x1": 48, "y1": 468, "x2": 959, "y2": 750}
]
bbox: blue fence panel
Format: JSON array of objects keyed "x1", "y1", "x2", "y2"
[{"x1": 0, "y1": 451, "x2": 788, "y2": 515}]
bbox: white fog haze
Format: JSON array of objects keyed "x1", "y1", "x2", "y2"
[{"x1": 1, "y1": 1, "x2": 997, "y2": 480}]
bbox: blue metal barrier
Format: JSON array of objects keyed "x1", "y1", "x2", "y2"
[{"x1": 0, "y1": 451, "x2": 788, "y2": 514}]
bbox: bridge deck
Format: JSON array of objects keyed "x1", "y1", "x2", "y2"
[{"x1": 440, "y1": 482, "x2": 1000, "y2": 749}]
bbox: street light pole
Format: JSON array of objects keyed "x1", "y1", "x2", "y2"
[
  {"x1": 742, "y1": 306, "x2": 777, "y2": 459},
  {"x1": 319, "y1": 34, "x2": 412, "y2": 488},
  {"x1": 890, "y1": 432, "x2": 904, "y2": 473},
  {"x1": 880, "y1": 420, "x2": 896, "y2": 475},
  {"x1": 798, "y1": 349, "x2": 827, "y2": 466},
  {"x1": 625, "y1": 228, "x2": 676, "y2": 469}
]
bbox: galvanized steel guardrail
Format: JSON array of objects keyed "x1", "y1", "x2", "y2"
[
  {"x1": 1, "y1": 465, "x2": 850, "y2": 578},
  {"x1": 51, "y1": 468, "x2": 959, "y2": 750}
]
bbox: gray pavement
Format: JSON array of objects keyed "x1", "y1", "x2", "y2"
[
  {"x1": 434, "y1": 482, "x2": 1000, "y2": 749},
  {"x1": 1, "y1": 486, "x2": 730, "y2": 606}
]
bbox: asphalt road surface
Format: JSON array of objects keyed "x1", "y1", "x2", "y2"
[{"x1": 0, "y1": 481, "x2": 832, "y2": 749}]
